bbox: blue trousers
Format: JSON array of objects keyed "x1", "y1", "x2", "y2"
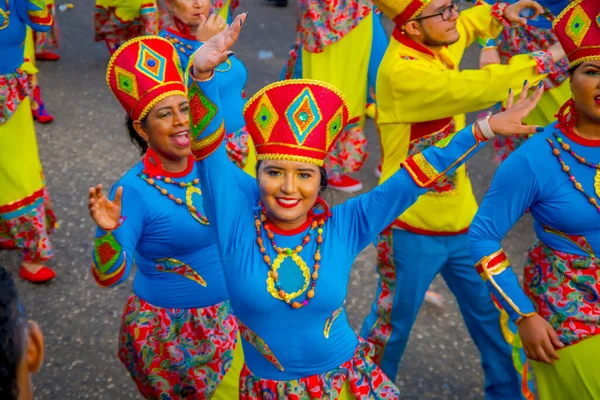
[{"x1": 360, "y1": 229, "x2": 527, "y2": 400}]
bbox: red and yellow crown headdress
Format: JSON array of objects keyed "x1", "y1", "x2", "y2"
[
  {"x1": 243, "y1": 80, "x2": 352, "y2": 167},
  {"x1": 372, "y1": 0, "x2": 433, "y2": 27},
  {"x1": 553, "y1": 0, "x2": 600, "y2": 68},
  {"x1": 106, "y1": 36, "x2": 186, "y2": 121}
]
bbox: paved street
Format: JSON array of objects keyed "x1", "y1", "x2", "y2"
[{"x1": 0, "y1": 1, "x2": 538, "y2": 399}]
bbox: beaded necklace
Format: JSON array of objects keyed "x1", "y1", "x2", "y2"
[
  {"x1": 254, "y1": 200, "x2": 329, "y2": 309},
  {"x1": 547, "y1": 100, "x2": 600, "y2": 213},
  {"x1": 138, "y1": 151, "x2": 209, "y2": 224},
  {"x1": 0, "y1": 0, "x2": 10, "y2": 30}
]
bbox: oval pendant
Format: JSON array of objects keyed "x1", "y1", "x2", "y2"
[
  {"x1": 595, "y1": 169, "x2": 600, "y2": 199},
  {"x1": 266, "y1": 253, "x2": 310, "y2": 302}
]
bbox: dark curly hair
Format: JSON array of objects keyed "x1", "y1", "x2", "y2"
[
  {"x1": 255, "y1": 160, "x2": 328, "y2": 192},
  {"x1": 125, "y1": 115, "x2": 149, "y2": 155},
  {"x1": 0, "y1": 266, "x2": 28, "y2": 400}
]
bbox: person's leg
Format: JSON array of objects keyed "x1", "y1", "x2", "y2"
[
  {"x1": 361, "y1": 229, "x2": 447, "y2": 380},
  {"x1": 441, "y1": 234, "x2": 526, "y2": 400}
]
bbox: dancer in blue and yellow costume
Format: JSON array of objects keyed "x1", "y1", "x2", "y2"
[
  {"x1": 0, "y1": 0, "x2": 57, "y2": 283},
  {"x1": 186, "y1": 13, "x2": 546, "y2": 398},
  {"x1": 88, "y1": 36, "x2": 242, "y2": 399},
  {"x1": 158, "y1": 0, "x2": 256, "y2": 175},
  {"x1": 470, "y1": 1, "x2": 600, "y2": 398},
  {"x1": 477, "y1": 0, "x2": 572, "y2": 163}
]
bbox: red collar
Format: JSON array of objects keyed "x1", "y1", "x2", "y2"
[
  {"x1": 261, "y1": 197, "x2": 331, "y2": 236},
  {"x1": 142, "y1": 148, "x2": 194, "y2": 178},
  {"x1": 392, "y1": 27, "x2": 436, "y2": 57},
  {"x1": 170, "y1": 17, "x2": 197, "y2": 41}
]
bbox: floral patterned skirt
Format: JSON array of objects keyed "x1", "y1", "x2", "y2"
[
  {"x1": 524, "y1": 240, "x2": 600, "y2": 346},
  {"x1": 118, "y1": 295, "x2": 243, "y2": 399},
  {"x1": 0, "y1": 97, "x2": 55, "y2": 263},
  {"x1": 239, "y1": 339, "x2": 399, "y2": 400},
  {"x1": 94, "y1": 0, "x2": 158, "y2": 52}
]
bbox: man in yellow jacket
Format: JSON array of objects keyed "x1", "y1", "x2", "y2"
[{"x1": 361, "y1": 0, "x2": 566, "y2": 398}]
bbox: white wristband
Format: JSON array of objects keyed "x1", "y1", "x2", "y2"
[{"x1": 476, "y1": 115, "x2": 495, "y2": 140}]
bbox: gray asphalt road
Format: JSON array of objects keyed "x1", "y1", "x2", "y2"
[{"x1": 0, "y1": 1, "x2": 538, "y2": 399}]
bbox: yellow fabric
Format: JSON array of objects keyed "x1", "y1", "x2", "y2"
[
  {"x1": 301, "y1": 12, "x2": 373, "y2": 126},
  {"x1": 217, "y1": 0, "x2": 230, "y2": 21},
  {"x1": 95, "y1": 0, "x2": 146, "y2": 22},
  {"x1": 338, "y1": 381, "x2": 354, "y2": 399},
  {"x1": 0, "y1": 98, "x2": 44, "y2": 206},
  {"x1": 376, "y1": 4, "x2": 547, "y2": 233},
  {"x1": 212, "y1": 331, "x2": 244, "y2": 399},
  {"x1": 242, "y1": 136, "x2": 257, "y2": 177},
  {"x1": 531, "y1": 334, "x2": 600, "y2": 400},
  {"x1": 23, "y1": 28, "x2": 39, "y2": 74}
]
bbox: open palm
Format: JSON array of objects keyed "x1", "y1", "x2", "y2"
[
  {"x1": 88, "y1": 184, "x2": 123, "y2": 230},
  {"x1": 193, "y1": 13, "x2": 247, "y2": 75}
]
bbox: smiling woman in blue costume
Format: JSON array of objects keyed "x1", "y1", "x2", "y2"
[
  {"x1": 184, "y1": 13, "x2": 546, "y2": 399},
  {"x1": 470, "y1": 1, "x2": 600, "y2": 398},
  {"x1": 87, "y1": 36, "x2": 242, "y2": 399},
  {"x1": 157, "y1": 0, "x2": 257, "y2": 175}
]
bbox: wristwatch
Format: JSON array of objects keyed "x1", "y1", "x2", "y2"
[{"x1": 475, "y1": 111, "x2": 495, "y2": 140}]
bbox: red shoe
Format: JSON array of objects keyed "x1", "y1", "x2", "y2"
[
  {"x1": 328, "y1": 174, "x2": 363, "y2": 193},
  {"x1": 35, "y1": 51, "x2": 60, "y2": 61},
  {"x1": 32, "y1": 86, "x2": 54, "y2": 124},
  {"x1": 20, "y1": 265, "x2": 56, "y2": 283}
]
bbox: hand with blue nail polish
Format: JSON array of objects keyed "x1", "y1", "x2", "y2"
[{"x1": 488, "y1": 83, "x2": 545, "y2": 136}]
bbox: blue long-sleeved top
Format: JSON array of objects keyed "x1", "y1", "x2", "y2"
[
  {"x1": 91, "y1": 155, "x2": 228, "y2": 309},
  {"x1": 189, "y1": 72, "x2": 488, "y2": 379},
  {"x1": 1, "y1": 0, "x2": 52, "y2": 74},
  {"x1": 158, "y1": 27, "x2": 247, "y2": 133},
  {"x1": 469, "y1": 123, "x2": 600, "y2": 323}
]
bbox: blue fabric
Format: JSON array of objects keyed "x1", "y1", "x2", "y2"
[
  {"x1": 93, "y1": 161, "x2": 228, "y2": 309},
  {"x1": 367, "y1": 7, "x2": 388, "y2": 105},
  {"x1": 159, "y1": 28, "x2": 247, "y2": 132},
  {"x1": 0, "y1": 0, "x2": 51, "y2": 74},
  {"x1": 191, "y1": 74, "x2": 487, "y2": 380},
  {"x1": 505, "y1": 0, "x2": 570, "y2": 29},
  {"x1": 469, "y1": 123, "x2": 600, "y2": 322},
  {"x1": 361, "y1": 230, "x2": 525, "y2": 399}
]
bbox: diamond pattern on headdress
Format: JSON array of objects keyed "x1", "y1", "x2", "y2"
[
  {"x1": 286, "y1": 87, "x2": 322, "y2": 145},
  {"x1": 326, "y1": 106, "x2": 344, "y2": 150},
  {"x1": 94, "y1": 232, "x2": 122, "y2": 274},
  {"x1": 136, "y1": 42, "x2": 167, "y2": 83},
  {"x1": 596, "y1": 12, "x2": 600, "y2": 29},
  {"x1": 253, "y1": 94, "x2": 279, "y2": 142},
  {"x1": 114, "y1": 66, "x2": 139, "y2": 100},
  {"x1": 566, "y1": 5, "x2": 591, "y2": 47},
  {"x1": 188, "y1": 81, "x2": 217, "y2": 140}
]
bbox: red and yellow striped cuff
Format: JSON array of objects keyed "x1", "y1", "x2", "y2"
[
  {"x1": 401, "y1": 153, "x2": 440, "y2": 187},
  {"x1": 475, "y1": 249, "x2": 510, "y2": 281}
]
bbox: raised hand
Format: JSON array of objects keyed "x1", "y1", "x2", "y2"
[
  {"x1": 88, "y1": 184, "x2": 123, "y2": 231},
  {"x1": 504, "y1": 0, "x2": 545, "y2": 26},
  {"x1": 192, "y1": 13, "x2": 247, "y2": 80},
  {"x1": 489, "y1": 81, "x2": 545, "y2": 136},
  {"x1": 517, "y1": 314, "x2": 564, "y2": 364},
  {"x1": 196, "y1": 13, "x2": 227, "y2": 42}
]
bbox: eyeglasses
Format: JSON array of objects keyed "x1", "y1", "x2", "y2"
[{"x1": 411, "y1": 0, "x2": 460, "y2": 22}]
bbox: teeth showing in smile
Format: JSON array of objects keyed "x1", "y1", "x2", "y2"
[
  {"x1": 172, "y1": 131, "x2": 188, "y2": 137},
  {"x1": 278, "y1": 198, "x2": 299, "y2": 205}
]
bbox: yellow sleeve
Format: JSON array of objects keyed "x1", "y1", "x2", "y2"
[
  {"x1": 445, "y1": 3, "x2": 507, "y2": 63},
  {"x1": 387, "y1": 53, "x2": 550, "y2": 123}
]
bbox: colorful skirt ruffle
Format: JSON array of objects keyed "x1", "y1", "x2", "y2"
[
  {"x1": 239, "y1": 339, "x2": 400, "y2": 400},
  {"x1": 524, "y1": 239, "x2": 600, "y2": 345},
  {"x1": 0, "y1": 97, "x2": 55, "y2": 263},
  {"x1": 531, "y1": 333, "x2": 600, "y2": 400},
  {"x1": 118, "y1": 295, "x2": 243, "y2": 399},
  {"x1": 94, "y1": 0, "x2": 158, "y2": 53},
  {"x1": 493, "y1": 24, "x2": 571, "y2": 163},
  {"x1": 33, "y1": 0, "x2": 60, "y2": 54}
]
